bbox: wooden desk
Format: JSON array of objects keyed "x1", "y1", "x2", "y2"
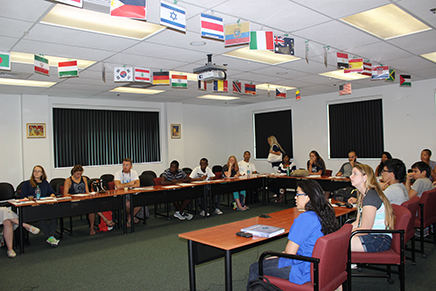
[
  {"x1": 178, "y1": 206, "x2": 356, "y2": 291},
  {"x1": 267, "y1": 174, "x2": 352, "y2": 193}
]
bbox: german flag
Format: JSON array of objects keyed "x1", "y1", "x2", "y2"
[{"x1": 152, "y1": 71, "x2": 170, "y2": 85}]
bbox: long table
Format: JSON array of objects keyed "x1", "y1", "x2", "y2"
[
  {"x1": 267, "y1": 174, "x2": 352, "y2": 193},
  {"x1": 178, "y1": 205, "x2": 356, "y2": 291}
]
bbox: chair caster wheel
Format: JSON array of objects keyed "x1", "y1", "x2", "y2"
[{"x1": 388, "y1": 279, "x2": 395, "y2": 284}]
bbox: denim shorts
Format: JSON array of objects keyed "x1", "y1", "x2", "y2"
[{"x1": 359, "y1": 234, "x2": 392, "y2": 252}]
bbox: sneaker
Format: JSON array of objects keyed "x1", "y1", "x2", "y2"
[
  {"x1": 7, "y1": 249, "x2": 16, "y2": 258},
  {"x1": 28, "y1": 226, "x2": 40, "y2": 235},
  {"x1": 173, "y1": 211, "x2": 186, "y2": 220},
  {"x1": 46, "y1": 237, "x2": 60, "y2": 246},
  {"x1": 182, "y1": 212, "x2": 193, "y2": 220},
  {"x1": 215, "y1": 208, "x2": 223, "y2": 215},
  {"x1": 232, "y1": 202, "x2": 237, "y2": 210},
  {"x1": 351, "y1": 264, "x2": 357, "y2": 270},
  {"x1": 199, "y1": 210, "x2": 210, "y2": 217}
]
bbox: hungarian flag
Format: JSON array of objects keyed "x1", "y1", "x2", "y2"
[
  {"x1": 58, "y1": 60, "x2": 78, "y2": 78},
  {"x1": 54, "y1": 0, "x2": 83, "y2": 8},
  {"x1": 339, "y1": 83, "x2": 352, "y2": 95},
  {"x1": 111, "y1": 0, "x2": 146, "y2": 20},
  {"x1": 225, "y1": 22, "x2": 250, "y2": 46},
  {"x1": 134, "y1": 67, "x2": 150, "y2": 82},
  {"x1": 0, "y1": 52, "x2": 11, "y2": 70},
  {"x1": 249, "y1": 31, "x2": 274, "y2": 50},
  {"x1": 152, "y1": 71, "x2": 170, "y2": 85},
  {"x1": 385, "y1": 69, "x2": 395, "y2": 82},
  {"x1": 245, "y1": 83, "x2": 256, "y2": 95},
  {"x1": 213, "y1": 80, "x2": 228, "y2": 92},
  {"x1": 114, "y1": 66, "x2": 133, "y2": 82},
  {"x1": 200, "y1": 13, "x2": 224, "y2": 40},
  {"x1": 344, "y1": 59, "x2": 363, "y2": 73},
  {"x1": 275, "y1": 88, "x2": 286, "y2": 98},
  {"x1": 371, "y1": 65, "x2": 389, "y2": 80},
  {"x1": 400, "y1": 74, "x2": 411, "y2": 87},
  {"x1": 337, "y1": 52, "x2": 349, "y2": 69},
  {"x1": 34, "y1": 55, "x2": 49, "y2": 76},
  {"x1": 232, "y1": 81, "x2": 242, "y2": 94},
  {"x1": 295, "y1": 89, "x2": 301, "y2": 101},
  {"x1": 198, "y1": 80, "x2": 207, "y2": 91},
  {"x1": 361, "y1": 62, "x2": 372, "y2": 76},
  {"x1": 274, "y1": 36, "x2": 294, "y2": 55},
  {"x1": 171, "y1": 74, "x2": 187, "y2": 88}
]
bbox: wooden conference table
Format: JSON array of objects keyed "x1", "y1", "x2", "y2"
[{"x1": 178, "y1": 205, "x2": 356, "y2": 291}]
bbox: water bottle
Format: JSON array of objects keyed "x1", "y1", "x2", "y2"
[
  {"x1": 287, "y1": 166, "x2": 290, "y2": 176},
  {"x1": 247, "y1": 169, "x2": 250, "y2": 178},
  {"x1": 35, "y1": 185, "x2": 41, "y2": 200}
]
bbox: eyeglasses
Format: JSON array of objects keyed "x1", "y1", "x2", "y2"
[
  {"x1": 33, "y1": 170, "x2": 42, "y2": 173},
  {"x1": 295, "y1": 193, "x2": 307, "y2": 197},
  {"x1": 381, "y1": 169, "x2": 390, "y2": 173}
]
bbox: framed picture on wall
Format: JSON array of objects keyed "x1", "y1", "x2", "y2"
[
  {"x1": 27, "y1": 123, "x2": 46, "y2": 138},
  {"x1": 171, "y1": 124, "x2": 181, "y2": 139}
]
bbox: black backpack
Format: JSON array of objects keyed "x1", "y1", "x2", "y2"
[
  {"x1": 247, "y1": 276, "x2": 283, "y2": 291},
  {"x1": 333, "y1": 186, "x2": 357, "y2": 202}
]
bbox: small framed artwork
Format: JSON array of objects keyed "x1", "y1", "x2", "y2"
[
  {"x1": 171, "y1": 124, "x2": 181, "y2": 139},
  {"x1": 27, "y1": 123, "x2": 46, "y2": 138}
]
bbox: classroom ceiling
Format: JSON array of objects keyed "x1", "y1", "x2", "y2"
[{"x1": 0, "y1": 0, "x2": 435, "y2": 106}]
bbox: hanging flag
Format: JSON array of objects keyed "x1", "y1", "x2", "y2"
[
  {"x1": 171, "y1": 74, "x2": 188, "y2": 88},
  {"x1": 111, "y1": 0, "x2": 146, "y2": 20},
  {"x1": 0, "y1": 52, "x2": 11, "y2": 70},
  {"x1": 160, "y1": 0, "x2": 186, "y2": 32},
  {"x1": 371, "y1": 65, "x2": 389, "y2": 80},
  {"x1": 232, "y1": 81, "x2": 242, "y2": 94},
  {"x1": 152, "y1": 71, "x2": 170, "y2": 85},
  {"x1": 400, "y1": 74, "x2": 411, "y2": 87},
  {"x1": 200, "y1": 13, "x2": 224, "y2": 40},
  {"x1": 213, "y1": 80, "x2": 228, "y2": 92},
  {"x1": 323, "y1": 46, "x2": 329, "y2": 67},
  {"x1": 34, "y1": 55, "x2": 49, "y2": 76},
  {"x1": 198, "y1": 80, "x2": 207, "y2": 91},
  {"x1": 274, "y1": 36, "x2": 294, "y2": 55},
  {"x1": 344, "y1": 59, "x2": 363, "y2": 73},
  {"x1": 114, "y1": 66, "x2": 133, "y2": 82},
  {"x1": 224, "y1": 22, "x2": 250, "y2": 46},
  {"x1": 385, "y1": 69, "x2": 395, "y2": 82},
  {"x1": 337, "y1": 53, "x2": 349, "y2": 69},
  {"x1": 134, "y1": 67, "x2": 150, "y2": 83},
  {"x1": 54, "y1": 0, "x2": 83, "y2": 8},
  {"x1": 58, "y1": 60, "x2": 78, "y2": 78},
  {"x1": 305, "y1": 40, "x2": 309, "y2": 63},
  {"x1": 275, "y1": 88, "x2": 286, "y2": 98},
  {"x1": 339, "y1": 83, "x2": 352, "y2": 95},
  {"x1": 250, "y1": 31, "x2": 274, "y2": 50},
  {"x1": 245, "y1": 83, "x2": 256, "y2": 95},
  {"x1": 295, "y1": 89, "x2": 301, "y2": 101},
  {"x1": 361, "y1": 62, "x2": 372, "y2": 76}
]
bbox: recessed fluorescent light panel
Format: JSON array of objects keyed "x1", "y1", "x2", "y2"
[
  {"x1": 257, "y1": 83, "x2": 296, "y2": 90},
  {"x1": 42, "y1": 4, "x2": 165, "y2": 40},
  {"x1": 341, "y1": 4, "x2": 430, "y2": 40},
  {"x1": 197, "y1": 95, "x2": 240, "y2": 101},
  {"x1": 11, "y1": 52, "x2": 95, "y2": 69},
  {"x1": 319, "y1": 70, "x2": 370, "y2": 81},
  {"x1": 0, "y1": 78, "x2": 56, "y2": 87},
  {"x1": 110, "y1": 87, "x2": 165, "y2": 94},
  {"x1": 421, "y1": 52, "x2": 436, "y2": 64},
  {"x1": 224, "y1": 46, "x2": 299, "y2": 65}
]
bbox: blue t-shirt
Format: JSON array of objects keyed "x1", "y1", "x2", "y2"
[
  {"x1": 278, "y1": 211, "x2": 323, "y2": 285},
  {"x1": 20, "y1": 180, "x2": 55, "y2": 198}
]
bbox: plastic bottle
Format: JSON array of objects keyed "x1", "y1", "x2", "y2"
[
  {"x1": 35, "y1": 185, "x2": 41, "y2": 200},
  {"x1": 247, "y1": 169, "x2": 250, "y2": 178},
  {"x1": 287, "y1": 166, "x2": 290, "y2": 176}
]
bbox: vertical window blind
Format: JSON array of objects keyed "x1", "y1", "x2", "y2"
[{"x1": 53, "y1": 108, "x2": 160, "y2": 168}]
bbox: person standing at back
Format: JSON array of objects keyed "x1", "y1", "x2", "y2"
[{"x1": 267, "y1": 136, "x2": 285, "y2": 173}]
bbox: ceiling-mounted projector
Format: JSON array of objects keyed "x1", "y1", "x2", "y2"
[{"x1": 193, "y1": 54, "x2": 227, "y2": 81}]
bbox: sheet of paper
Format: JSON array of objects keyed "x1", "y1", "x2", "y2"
[
  {"x1": 178, "y1": 183, "x2": 195, "y2": 187},
  {"x1": 162, "y1": 185, "x2": 179, "y2": 189}
]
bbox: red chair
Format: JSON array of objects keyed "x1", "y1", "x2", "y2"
[
  {"x1": 414, "y1": 189, "x2": 436, "y2": 258},
  {"x1": 401, "y1": 197, "x2": 420, "y2": 264},
  {"x1": 214, "y1": 172, "x2": 223, "y2": 179},
  {"x1": 348, "y1": 204, "x2": 411, "y2": 291},
  {"x1": 107, "y1": 181, "x2": 115, "y2": 190},
  {"x1": 259, "y1": 224, "x2": 352, "y2": 291},
  {"x1": 324, "y1": 169, "x2": 333, "y2": 176}
]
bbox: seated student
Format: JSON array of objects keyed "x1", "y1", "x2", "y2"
[
  {"x1": 20, "y1": 165, "x2": 59, "y2": 246},
  {"x1": 247, "y1": 180, "x2": 339, "y2": 286},
  {"x1": 406, "y1": 161, "x2": 435, "y2": 199},
  {"x1": 1, "y1": 208, "x2": 40, "y2": 258},
  {"x1": 64, "y1": 165, "x2": 115, "y2": 235},
  {"x1": 307, "y1": 150, "x2": 325, "y2": 175},
  {"x1": 375, "y1": 151, "x2": 392, "y2": 177},
  {"x1": 273, "y1": 154, "x2": 297, "y2": 203},
  {"x1": 114, "y1": 158, "x2": 141, "y2": 227},
  {"x1": 379, "y1": 159, "x2": 409, "y2": 205},
  {"x1": 222, "y1": 155, "x2": 248, "y2": 211},
  {"x1": 189, "y1": 158, "x2": 219, "y2": 216},
  {"x1": 420, "y1": 149, "x2": 436, "y2": 181},
  {"x1": 238, "y1": 151, "x2": 258, "y2": 176},
  {"x1": 162, "y1": 160, "x2": 193, "y2": 220},
  {"x1": 336, "y1": 151, "x2": 359, "y2": 177}
]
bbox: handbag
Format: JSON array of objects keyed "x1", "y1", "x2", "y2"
[
  {"x1": 267, "y1": 145, "x2": 283, "y2": 163},
  {"x1": 291, "y1": 169, "x2": 310, "y2": 177}
]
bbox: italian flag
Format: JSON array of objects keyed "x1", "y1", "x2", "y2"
[
  {"x1": 34, "y1": 55, "x2": 49, "y2": 76},
  {"x1": 58, "y1": 60, "x2": 78, "y2": 78},
  {"x1": 249, "y1": 31, "x2": 274, "y2": 50},
  {"x1": 171, "y1": 74, "x2": 188, "y2": 88}
]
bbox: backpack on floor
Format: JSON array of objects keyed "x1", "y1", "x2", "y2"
[{"x1": 247, "y1": 276, "x2": 283, "y2": 291}]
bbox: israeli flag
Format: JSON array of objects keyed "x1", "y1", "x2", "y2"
[{"x1": 160, "y1": 0, "x2": 186, "y2": 32}]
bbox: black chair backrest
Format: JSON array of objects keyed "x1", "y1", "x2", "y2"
[
  {"x1": 141, "y1": 170, "x2": 157, "y2": 178},
  {"x1": 212, "y1": 165, "x2": 223, "y2": 173},
  {"x1": 100, "y1": 174, "x2": 114, "y2": 189},
  {"x1": 49, "y1": 178, "x2": 66, "y2": 195},
  {"x1": 160, "y1": 172, "x2": 165, "y2": 178},
  {"x1": 15, "y1": 181, "x2": 25, "y2": 198},
  {"x1": 139, "y1": 174, "x2": 154, "y2": 187},
  {"x1": 0, "y1": 182, "x2": 15, "y2": 200},
  {"x1": 182, "y1": 167, "x2": 192, "y2": 175}
]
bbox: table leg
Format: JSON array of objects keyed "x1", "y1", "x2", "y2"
[
  {"x1": 19, "y1": 208, "x2": 24, "y2": 255},
  {"x1": 225, "y1": 250, "x2": 232, "y2": 291},
  {"x1": 262, "y1": 178, "x2": 266, "y2": 206},
  {"x1": 130, "y1": 194, "x2": 134, "y2": 234},
  {"x1": 122, "y1": 195, "x2": 127, "y2": 235},
  {"x1": 188, "y1": 240, "x2": 196, "y2": 291}
]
